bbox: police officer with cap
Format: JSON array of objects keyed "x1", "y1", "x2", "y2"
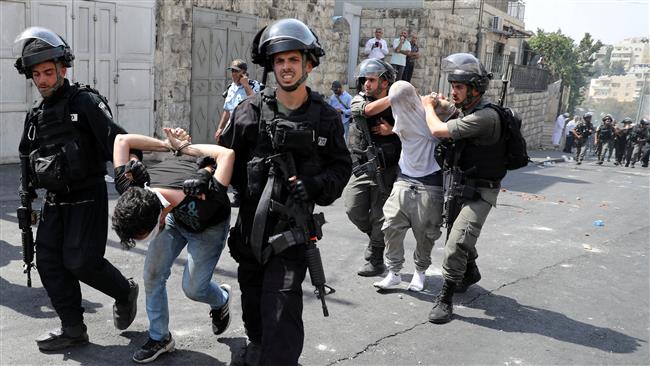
[
  {"x1": 219, "y1": 19, "x2": 351, "y2": 365},
  {"x1": 422, "y1": 53, "x2": 503, "y2": 324},
  {"x1": 344, "y1": 58, "x2": 401, "y2": 277},
  {"x1": 14, "y1": 27, "x2": 140, "y2": 350}
]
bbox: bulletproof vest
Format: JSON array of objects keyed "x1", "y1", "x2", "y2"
[
  {"x1": 456, "y1": 104, "x2": 508, "y2": 181},
  {"x1": 246, "y1": 89, "x2": 323, "y2": 201},
  {"x1": 25, "y1": 84, "x2": 95, "y2": 192},
  {"x1": 598, "y1": 125, "x2": 614, "y2": 140}
]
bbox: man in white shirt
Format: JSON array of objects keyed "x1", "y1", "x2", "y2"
[
  {"x1": 389, "y1": 30, "x2": 411, "y2": 81},
  {"x1": 364, "y1": 28, "x2": 389, "y2": 60}
]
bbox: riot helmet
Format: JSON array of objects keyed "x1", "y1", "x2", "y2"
[
  {"x1": 602, "y1": 114, "x2": 613, "y2": 122},
  {"x1": 14, "y1": 27, "x2": 74, "y2": 79},
  {"x1": 621, "y1": 117, "x2": 633, "y2": 124},
  {"x1": 640, "y1": 118, "x2": 649, "y2": 126},
  {"x1": 251, "y1": 18, "x2": 324, "y2": 70},
  {"x1": 442, "y1": 53, "x2": 492, "y2": 94},
  {"x1": 583, "y1": 112, "x2": 593, "y2": 122},
  {"x1": 354, "y1": 58, "x2": 395, "y2": 96}
]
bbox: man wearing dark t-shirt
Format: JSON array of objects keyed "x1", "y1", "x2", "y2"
[{"x1": 111, "y1": 129, "x2": 235, "y2": 363}]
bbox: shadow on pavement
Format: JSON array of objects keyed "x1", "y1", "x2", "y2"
[
  {"x1": 502, "y1": 167, "x2": 590, "y2": 194},
  {"x1": 457, "y1": 291, "x2": 645, "y2": 354},
  {"x1": 41, "y1": 331, "x2": 227, "y2": 365}
]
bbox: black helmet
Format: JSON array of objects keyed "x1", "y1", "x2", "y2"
[
  {"x1": 14, "y1": 27, "x2": 74, "y2": 79},
  {"x1": 354, "y1": 58, "x2": 396, "y2": 85},
  {"x1": 251, "y1": 18, "x2": 324, "y2": 70},
  {"x1": 442, "y1": 53, "x2": 492, "y2": 93},
  {"x1": 640, "y1": 118, "x2": 649, "y2": 126},
  {"x1": 621, "y1": 117, "x2": 633, "y2": 124},
  {"x1": 583, "y1": 112, "x2": 593, "y2": 121}
]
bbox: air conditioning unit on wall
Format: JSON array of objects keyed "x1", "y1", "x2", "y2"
[{"x1": 492, "y1": 16, "x2": 503, "y2": 31}]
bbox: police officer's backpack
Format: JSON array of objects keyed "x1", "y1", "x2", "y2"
[{"x1": 486, "y1": 104, "x2": 529, "y2": 170}]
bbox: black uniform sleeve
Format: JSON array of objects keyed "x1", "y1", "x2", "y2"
[
  {"x1": 302, "y1": 101, "x2": 352, "y2": 206},
  {"x1": 73, "y1": 92, "x2": 139, "y2": 162}
]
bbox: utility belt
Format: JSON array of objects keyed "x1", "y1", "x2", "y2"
[
  {"x1": 29, "y1": 141, "x2": 90, "y2": 193},
  {"x1": 43, "y1": 175, "x2": 105, "y2": 202}
]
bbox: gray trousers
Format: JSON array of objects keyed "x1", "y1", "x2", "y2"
[
  {"x1": 575, "y1": 138, "x2": 588, "y2": 162},
  {"x1": 381, "y1": 180, "x2": 443, "y2": 273},
  {"x1": 343, "y1": 165, "x2": 398, "y2": 248},
  {"x1": 442, "y1": 195, "x2": 494, "y2": 283},
  {"x1": 597, "y1": 140, "x2": 614, "y2": 162}
]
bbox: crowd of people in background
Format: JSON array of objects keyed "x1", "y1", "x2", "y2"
[{"x1": 553, "y1": 111, "x2": 649, "y2": 168}]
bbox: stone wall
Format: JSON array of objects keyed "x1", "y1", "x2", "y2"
[
  {"x1": 357, "y1": 7, "x2": 477, "y2": 95},
  {"x1": 154, "y1": 0, "x2": 347, "y2": 135},
  {"x1": 484, "y1": 80, "x2": 548, "y2": 149}
]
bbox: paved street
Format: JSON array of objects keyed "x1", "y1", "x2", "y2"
[{"x1": 1, "y1": 150, "x2": 648, "y2": 366}]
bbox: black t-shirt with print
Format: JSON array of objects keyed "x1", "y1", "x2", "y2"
[{"x1": 149, "y1": 156, "x2": 230, "y2": 232}]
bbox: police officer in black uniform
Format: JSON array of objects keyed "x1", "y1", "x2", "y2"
[
  {"x1": 15, "y1": 27, "x2": 139, "y2": 351},
  {"x1": 344, "y1": 58, "x2": 401, "y2": 277},
  {"x1": 219, "y1": 19, "x2": 351, "y2": 366}
]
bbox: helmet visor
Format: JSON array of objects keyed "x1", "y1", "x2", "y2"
[
  {"x1": 13, "y1": 27, "x2": 66, "y2": 56},
  {"x1": 354, "y1": 59, "x2": 387, "y2": 79},
  {"x1": 259, "y1": 19, "x2": 319, "y2": 54}
]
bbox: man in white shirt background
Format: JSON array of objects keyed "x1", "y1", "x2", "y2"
[
  {"x1": 389, "y1": 29, "x2": 411, "y2": 81},
  {"x1": 364, "y1": 28, "x2": 389, "y2": 60}
]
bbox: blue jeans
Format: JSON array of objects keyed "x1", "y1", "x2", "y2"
[{"x1": 143, "y1": 213, "x2": 230, "y2": 341}]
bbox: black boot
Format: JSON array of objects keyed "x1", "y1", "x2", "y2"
[
  {"x1": 455, "y1": 262, "x2": 481, "y2": 293},
  {"x1": 36, "y1": 323, "x2": 89, "y2": 351},
  {"x1": 357, "y1": 245, "x2": 385, "y2": 277},
  {"x1": 428, "y1": 280, "x2": 456, "y2": 324},
  {"x1": 114, "y1": 278, "x2": 139, "y2": 330}
]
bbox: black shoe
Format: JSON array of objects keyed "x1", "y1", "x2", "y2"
[
  {"x1": 428, "y1": 281, "x2": 456, "y2": 324},
  {"x1": 625, "y1": 163, "x2": 629, "y2": 167},
  {"x1": 642, "y1": 165, "x2": 648, "y2": 168},
  {"x1": 455, "y1": 263, "x2": 481, "y2": 293},
  {"x1": 596, "y1": 161, "x2": 603, "y2": 165},
  {"x1": 357, "y1": 261, "x2": 385, "y2": 277},
  {"x1": 614, "y1": 162, "x2": 619, "y2": 166},
  {"x1": 132, "y1": 334, "x2": 175, "y2": 364},
  {"x1": 36, "y1": 324, "x2": 89, "y2": 351},
  {"x1": 210, "y1": 284, "x2": 231, "y2": 335},
  {"x1": 114, "y1": 278, "x2": 138, "y2": 330}
]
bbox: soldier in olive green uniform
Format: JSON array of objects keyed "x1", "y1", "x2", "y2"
[
  {"x1": 595, "y1": 114, "x2": 615, "y2": 165},
  {"x1": 572, "y1": 112, "x2": 594, "y2": 165},
  {"x1": 422, "y1": 53, "x2": 504, "y2": 324}
]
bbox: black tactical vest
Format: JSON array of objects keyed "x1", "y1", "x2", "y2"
[
  {"x1": 598, "y1": 125, "x2": 614, "y2": 140},
  {"x1": 456, "y1": 104, "x2": 508, "y2": 181}
]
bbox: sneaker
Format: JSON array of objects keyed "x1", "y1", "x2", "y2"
[
  {"x1": 114, "y1": 278, "x2": 139, "y2": 330},
  {"x1": 132, "y1": 334, "x2": 175, "y2": 363},
  {"x1": 36, "y1": 324, "x2": 89, "y2": 351},
  {"x1": 373, "y1": 271, "x2": 401, "y2": 290},
  {"x1": 210, "y1": 284, "x2": 231, "y2": 335},
  {"x1": 407, "y1": 270, "x2": 426, "y2": 292}
]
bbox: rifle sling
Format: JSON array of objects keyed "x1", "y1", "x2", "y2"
[{"x1": 250, "y1": 171, "x2": 275, "y2": 265}]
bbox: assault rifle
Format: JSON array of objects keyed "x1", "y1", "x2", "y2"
[
  {"x1": 17, "y1": 153, "x2": 38, "y2": 287},
  {"x1": 266, "y1": 153, "x2": 335, "y2": 317},
  {"x1": 351, "y1": 116, "x2": 387, "y2": 194},
  {"x1": 442, "y1": 164, "x2": 476, "y2": 241}
]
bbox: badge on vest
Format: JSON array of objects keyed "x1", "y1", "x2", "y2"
[
  {"x1": 70, "y1": 114, "x2": 78, "y2": 122},
  {"x1": 318, "y1": 137, "x2": 327, "y2": 146},
  {"x1": 98, "y1": 101, "x2": 112, "y2": 118}
]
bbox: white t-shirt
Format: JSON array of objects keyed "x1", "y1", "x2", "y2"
[
  {"x1": 388, "y1": 81, "x2": 440, "y2": 177},
  {"x1": 390, "y1": 38, "x2": 411, "y2": 67}
]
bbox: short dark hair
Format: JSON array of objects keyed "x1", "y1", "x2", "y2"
[{"x1": 112, "y1": 187, "x2": 161, "y2": 249}]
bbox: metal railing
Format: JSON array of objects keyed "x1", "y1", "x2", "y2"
[{"x1": 510, "y1": 64, "x2": 552, "y2": 92}]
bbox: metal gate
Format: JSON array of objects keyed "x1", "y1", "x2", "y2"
[{"x1": 190, "y1": 8, "x2": 258, "y2": 144}]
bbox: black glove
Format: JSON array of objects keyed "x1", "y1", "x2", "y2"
[
  {"x1": 183, "y1": 169, "x2": 213, "y2": 197},
  {"x1": 292, "y1": 178, "x2": 310, "y2": 202},
  {"x1": 114, "y1": 160, "x2": 150, "y2": 195},
  {"x1": 196, "y1": 156, "x2": 216, "y2": 169}
]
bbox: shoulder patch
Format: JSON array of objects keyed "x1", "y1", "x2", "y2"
[
  {"x1": 318, "y1": 136, "x2": 328, "y2": 146},
  {"x1": 97, "y1": 101, "x2": 112, "y2": 118}
]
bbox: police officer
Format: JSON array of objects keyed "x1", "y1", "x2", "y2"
[
  {"x1": 344, "y1": 58, "x2": 401, "y2": 277},
  {"x1": 422, "y1": 53, "x2": 503, "y2": 324},
  {"x1": 218, "y1": 19, "x2": 351, "y2": 365},
  {"x1": 14, "y1": 27, "x2": 139, "y2": 350},
  {"x1": 595, "y1": 114, "x2": 615, "y2": 165},
  {"x1": 572, "y1": 112, "x2": 595, "y2": 165},
  {"x1": 613, "y1": 117, "x2": 633, "y2": 166},
  {"x1": 627, "y1": 118, "x2": 649, "y2": 168}
]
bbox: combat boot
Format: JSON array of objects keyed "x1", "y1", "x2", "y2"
[
  {"x1": 428, "y1": 280, "x2": 456, "y2": 324},
  {"x1": 36, "y1": 323, "x2": 89, "y2": 351},
  {"x1": 114, "y1": 278, "x2": 139, "y2": 330},
  {"x1": 455, "y1": 262, "x2": 481, "y2": 293},
  {"x1": 357, "y1": 245, "x2": 385, "y2": 277}
]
